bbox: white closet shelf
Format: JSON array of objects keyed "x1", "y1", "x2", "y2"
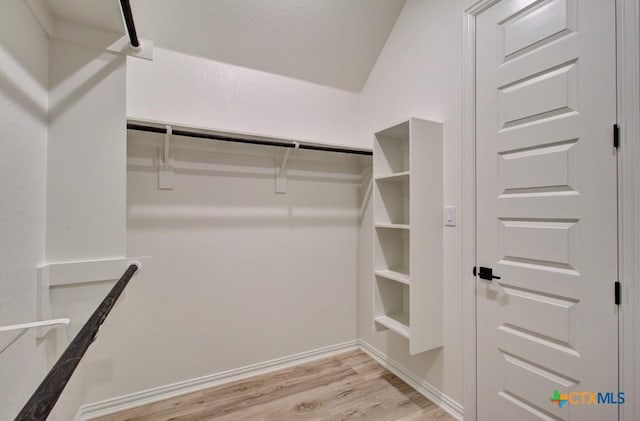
[
  {"x1": 375, "y1": 269, "x2": 410, "y2": 286},
  {"x1": 374, "y1": 313, "x2": 410, "y2": 338},
  {"x1": 375, "y1": 223, "x2": 410, "y2": 230},
  {"x1": 375, "y1": 172, "x2": 410, "y2": 183}
]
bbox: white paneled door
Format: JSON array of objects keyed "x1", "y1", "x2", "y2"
[{"x1": 476, "y1": 0, "x2": 618, "y2": 420}]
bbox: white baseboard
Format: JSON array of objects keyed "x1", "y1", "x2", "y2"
[
  {"x1": 359, "y1": 340, "x2": 464, "y2": 420},
  {"x1": 77, "y1": 339, "x2": 464, "y2": 421},
  {"x1": 77, "y1": 340, "x2": 359, "y2": 420}
]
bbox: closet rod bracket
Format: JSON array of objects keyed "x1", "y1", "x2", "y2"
[
  {"x1": 1, "y1": 319, "x2": 72, "y2": 355},
  {"x1": 159, "y1": 125, "x2": 174, "y2": 190},
  {"x1": 275, "y1": 142, "x2": 299, "y2": 194}
]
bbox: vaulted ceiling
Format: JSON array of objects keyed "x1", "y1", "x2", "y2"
[
  {"x1": 41, "y1": 0, "x2": 406, "y2": 92},
  {"x1": 129, "y1": 0, "x2": 405, "y2": 91}
]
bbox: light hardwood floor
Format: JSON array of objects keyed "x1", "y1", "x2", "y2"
[{"x1": 92, "y1": 350, "x2": 454, "y2": 421}]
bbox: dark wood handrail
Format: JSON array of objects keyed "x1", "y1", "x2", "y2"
[{"x1": 15, "y1": 264, "x2": 139, "y2": 421}]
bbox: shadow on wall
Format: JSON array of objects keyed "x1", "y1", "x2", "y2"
[
  {"x1": 48, "y1": 45, "x2": 123, "y2": 124},
  {"x1": 0, "y1": 1, "x2": 47, "y2": 125},
  {"x1": 0, "y1": 63, "x2": 47, "y2": 125},
  {"x1": 0, "y1": 1, "x2": 47, "y2": 89},
  {"x1": 127, "y1": 209, "x2": 360, "y2": 229},
  {"x1": 0, "y1": 7, "x2": 124, "y2": 126}
]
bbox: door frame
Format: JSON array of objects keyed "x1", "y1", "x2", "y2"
[{"x1": 461, "y1": 1, "x2": 640, "y2": 419}]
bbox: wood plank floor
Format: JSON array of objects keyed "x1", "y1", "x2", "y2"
[{"x1": 92, "y1": 350, "x2": 454, "y2": 421}]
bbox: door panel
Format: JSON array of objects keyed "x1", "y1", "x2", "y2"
[
  {"x1": 500, "y1": 0, "x2": 576, "y2": 61},
  {"x1": 476, "y1": 0, "x2": 618, "y2": 419}
]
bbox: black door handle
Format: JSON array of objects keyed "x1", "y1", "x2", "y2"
[{"x1": 476, "y1": 266, "x2": 501, "y2": 281}]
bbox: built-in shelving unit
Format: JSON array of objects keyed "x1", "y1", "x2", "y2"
[{"x1": 373, "y1": 118, "x2": 443, "y2": 355}]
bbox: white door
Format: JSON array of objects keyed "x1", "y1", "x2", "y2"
[{"x1": 476, "y1": 0, "x2": 618, "y2": 420}]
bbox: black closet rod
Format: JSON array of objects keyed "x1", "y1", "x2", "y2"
[
  {"x1": 127, "y1": 123, "x2": 373, "y2": 156},
  {"x1": 15, "y1": 264, "x2": 139, "y2": 421},
  {"x1": 120, "y1": 0, "x2": 140, "y2": 48}
]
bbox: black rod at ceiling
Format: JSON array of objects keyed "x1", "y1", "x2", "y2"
[
  {"x1": 15, "y1": 264, "x2": 139, "y2": 421},
  {"x1": 120, "y1": 0, "x2": 140, "y2": 48},
  {"x1": 127, "y1": 123, "x2": 374, "y2": 156}
]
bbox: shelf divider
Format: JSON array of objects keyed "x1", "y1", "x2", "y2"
[
  {"x1": 375, "y1": 171, "x2": 410, "y2": 183},
  {"x1": 375, "y1": 223, "x2": 410, "y2": 230},
  {"x1": 374, "y1": 269, "x2": 410, "y2": 286},
  {"x1": 374, "y1": 314, "x2": 410, "y2": 339}
]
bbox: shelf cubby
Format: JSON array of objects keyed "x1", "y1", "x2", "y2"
[
  {"x1": 374, "y1": 178, "x2": 409, "y2": 226},
  {"x1": 374, "y1": 277, "x2": 410, "y2": 338},
  {"x1": 375, "y1": 227, "x2": 409, "y2": 275},
  {"x1": 374, "y1": 126, "x2": 409, "y2": 175}
]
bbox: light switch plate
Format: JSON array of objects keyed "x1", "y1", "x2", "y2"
[{"x1": 444, "y1": 206, "x2": 456, "y2": 227}]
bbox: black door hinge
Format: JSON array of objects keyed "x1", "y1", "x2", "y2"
[
  {"x1": 614, "y1": 124, "x2": 620, "y2": 148},
  {"x1": 615, "y1": 281, "x2": 621, "y2": 305},
  {"x1": 473, "y1": 266, "x2": 476, "y2": 277}
]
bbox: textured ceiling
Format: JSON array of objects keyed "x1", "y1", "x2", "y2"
[{"x1": 129, "y1": 0, "x2": 406, "y2": 91}]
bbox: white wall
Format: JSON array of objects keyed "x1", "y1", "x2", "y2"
[
  {"x1": 46, "y1": 37, "x2": 127, "y2": 262},
  {"x1": 0, "y1": 0, "x2": 48, "y2": 418},
  {"x1": 43, "y1": 31, "x2": 127, "y2": 420},
  {"x1": 127, "y1": 48, "x2": 363, "y2": 148},
  {"x1": 64, "y1": 132, "x2": 362, "y2": 404},
  {"x1": 358, "y1": 0, "x2": 465, "y2": 408}
]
